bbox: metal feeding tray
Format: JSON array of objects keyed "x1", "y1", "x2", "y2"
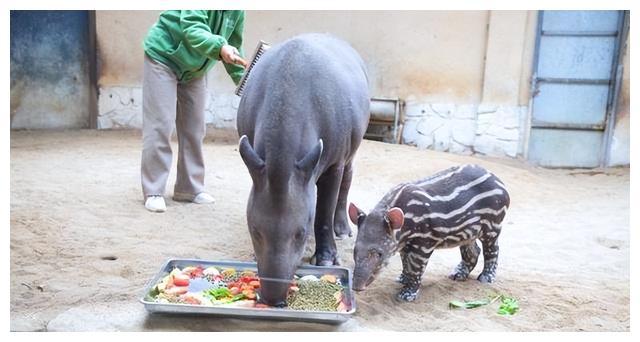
[{"x1": 140, "y1": 258, "x2": 356, "y2": 324}]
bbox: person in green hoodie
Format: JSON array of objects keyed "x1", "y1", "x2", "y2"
[{"x1": 141, "y1": 10, "x2": 246, "y2": 212}]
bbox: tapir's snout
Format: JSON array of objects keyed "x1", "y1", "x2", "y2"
[
  {"x1": 353, "y1": 271, "x2": 377, "y2": 291},
  {"x1": 258, "y1": 277, "x2": 291, "y2": 307}
]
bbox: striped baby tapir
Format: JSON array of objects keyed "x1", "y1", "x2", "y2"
[{"x1": 349, "y1": 164, "x2": 510, "y2": 302}]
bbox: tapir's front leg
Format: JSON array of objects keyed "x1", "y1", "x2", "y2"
[
  {"x1": 312, "y1": 164, "x2": 343, "y2": 266},
  {"x1": 397, "y1": 243, "x2": 434, "y2": 302},
  {"x1": 396, "y1": 245, "x2": 411, "y2": 285}
]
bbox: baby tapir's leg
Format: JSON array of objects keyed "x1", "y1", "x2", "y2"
[
  {"x1": 396, "y1": 245, "x2": 410, "y2": 285},
  {"x1": 397, "y1": 243, "x2": 434, "y2": 302},
  {"x1": 449, "y1": 241, "x2": 481, "y2": 281},
  {"x1": 478, "y1": 224, "x2": 501, "y2": 283}
]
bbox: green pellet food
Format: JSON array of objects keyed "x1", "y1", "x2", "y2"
[{"x1": 286, "y1": 279, "x2": 346, "y2": 312}]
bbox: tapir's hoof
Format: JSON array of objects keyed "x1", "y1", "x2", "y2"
[
  {"x1": 477, "y1": 272, "x2": 496, "y2": 283},
  {"x1": 333, "y1": 222, "x2": 353, "y2": 240},
  {"x1": 396, "y1": 288, "x2": 419, "y2": 302},
  {"x1": 310, "y1": 252, "x2": 341, "y2": 266},
  {"x1": 449, "y1": 270, "x2": 470, "y2": 281}
]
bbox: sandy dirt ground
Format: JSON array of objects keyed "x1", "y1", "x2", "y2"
[{"x1": 10, "y1": 130, "x2": 629, "y2": 332}]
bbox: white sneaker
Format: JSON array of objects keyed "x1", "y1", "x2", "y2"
[
  {"x1": 145, "y1": 196, "x2": 166, "y2": 212},
  {"x1": 193, "y1": 192, "x2": 215, "y2": 204}
]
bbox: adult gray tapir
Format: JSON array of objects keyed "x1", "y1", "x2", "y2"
[{"x1": 236, "y1": 33, "x2": 370, "y2": 306}]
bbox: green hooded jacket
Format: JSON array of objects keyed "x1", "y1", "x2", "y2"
[{"x1": 143, "y1": 10, "x2": 245, "y2": 84}]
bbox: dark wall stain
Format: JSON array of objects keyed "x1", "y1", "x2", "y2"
[{"x1": 10, "y1": 10, "x2": 91, "y2": 129}]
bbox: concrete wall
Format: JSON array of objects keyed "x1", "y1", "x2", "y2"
[
  {"x1": 96, "y1": 10, "x2": 525, "y2": 157},
  {"x1": 96, "y1": 10, "x2": 492, "y2": 130},
  {"x1": 94, "y1": 10, "x2": 629, "y2": 165},
  {"x1": 95, "y1": 11, "x2": 160, "y2": 128}
]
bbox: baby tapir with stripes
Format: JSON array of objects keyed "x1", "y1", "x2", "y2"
[{"x1": 349, "y1": 164, "x2": 510, "y2": 301}]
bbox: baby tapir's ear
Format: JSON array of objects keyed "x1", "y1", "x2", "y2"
[
  {"x1": 386, "y1": 207, "x2": 404, "y2": 231},
  {"x1": 348, "y1": 202, "x2": 364, "y2": 225}
]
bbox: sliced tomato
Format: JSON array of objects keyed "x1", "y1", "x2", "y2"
[
  {"x1": 248, "y1": 280, "x2": 260, "y2": 288},
  {"x1": 172, "y1": 273, "x2": 190, "y2": 287},
  {"x1": 229, "y1": 286, "x2": 241, "y2": 295}
]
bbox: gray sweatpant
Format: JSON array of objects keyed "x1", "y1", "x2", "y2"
[{"x1": 141, "y1": 54, "x2": 207, "y2": 200}]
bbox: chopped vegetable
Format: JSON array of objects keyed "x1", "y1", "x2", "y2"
[
  {"x1": 448, "y1": 297, "x2": 497, "y2": 309},
  {"x1": 203, "y1": 267, "x2": 220, "y2": 276},
  {"x1": 204, "y1": 287, "x2": 232, "y2": 300},
  {"x1": 172, "y1": 273, "x2": 190, "y2": 287},
  {"x1": 182, "y1": 266, "x2": 204, "y2": 279},
  {"x1": 497, "y1": 296, "x2": 519, "y2": 315},
  {"x1": 449, "y1": 294, "x2": 519, "y2": 315},
  {"x1": 299, "y1": 275, "x2": 319, "y2": 282},
  {"x1": 165, "y1": 286, "x2": 188, "y2": 296},
  {"x1": 320, "y1": 274, "x2": 337, "y2": 283}
]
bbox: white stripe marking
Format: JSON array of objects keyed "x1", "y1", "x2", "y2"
[
  {"x1": 412, "y1": 173, "x2": 493, "y2": 202},
  {"x1": 410, "y1": 189, "x2": 504, "y2": 221},
  {"x1": 415, "y1": 165, "x2": 471, "y2": 187},
  {"x1": 431, "y1": 216, "x2": 481, "y2": 233},
  {"x1": 411, "y1": 252, "x2": 429, "y2": 263},
  {"x1": 494, "y1": 179, "x2": 507, "y2": 190},
  {"x1": 389, "y1": 184, "x2": 411, "y2": 207},
  {"x1": 407, "y1": 198, "x2": 429, "y2": 206},
  {"x1": 473, "y1": 206, "x2": 507, "y2": 217}
]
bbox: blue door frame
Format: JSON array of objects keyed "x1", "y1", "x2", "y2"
[{"x1": 527, "y1": 10, "x2": 629, "y2": 168}]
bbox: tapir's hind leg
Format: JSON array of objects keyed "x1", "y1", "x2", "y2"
[
  {"x1": 333, "y1": 161, "x2": 353, "y2": 240},
  {"x1": 311, "y1": 164, "x2": 343, "y2": 266},
  {"x1": 478, "y1": 224, "x2": 502, "y2": 283},
  {"x1": 449, "y1": 241, "x2": 481, "y2": 281}
]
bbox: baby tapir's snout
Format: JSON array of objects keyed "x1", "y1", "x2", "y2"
[
  {"x1": 350, "y1": 203, "x2": 404, "y2": 291},
  {"x1": 350, "y1": 164, "x2": 510, "y2": 302}
]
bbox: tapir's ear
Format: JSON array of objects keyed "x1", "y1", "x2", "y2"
[
  {"x1": 295, "y1": 139, "x2": 323, "y2": 180},
  {"x1": 386, "y1": 207, "x2": 404, "y2": 231},
  {"x1": 348, "y1": 202, "x2": 365, "y2": 225},
  {"x1": 239, "y1": 135, "x2": 265, "y2": 183}
]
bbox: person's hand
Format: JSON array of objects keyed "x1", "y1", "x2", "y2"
[{"x1": 220, "y1": 45, "x2": 246, "y2": 67}]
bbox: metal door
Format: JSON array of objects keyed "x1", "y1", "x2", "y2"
[
  {"x1": 10, "y1": 11, "x2": 94, "y2": 129},
  {"x1": 527, "y1": 10, "x2": 626, "y2": 167}
]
